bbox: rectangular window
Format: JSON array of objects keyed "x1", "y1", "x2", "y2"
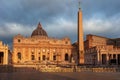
[
  {"x1": 42, "y1": 55, "x2": 46, "y2": 61},
  {"x1": 53, "y1": 55, "x2": 56, "y2": 60},
  {"x1": 102, "y1": 54, "x2": 106, "y2": 64},
  {"x1": 113, "y1": 54, "x2": 116, "y2": 59},
  {"x1": 31, "y1": 55, "x2": 35, "y2": 60},
  {"x1": 38, "y1": 57, "x2": 40, "y2": 61}
]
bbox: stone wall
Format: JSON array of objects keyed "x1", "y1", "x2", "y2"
[{"x1": 0, "y1": 65, "x2": 120, "y2": 73}]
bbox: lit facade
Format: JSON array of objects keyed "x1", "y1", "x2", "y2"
[
  {"x1": 7, "y1": 5, "x2": 120, "y2": 66},
  {"x1": 12, "y1": 23, "x2": 73, "y2": 65},
  {"x1": 0, "y1": 41, "x2": 9, "y2": 65},
  {"x1": 84, "y1": 34, "x2": 120, "y2": 65}
]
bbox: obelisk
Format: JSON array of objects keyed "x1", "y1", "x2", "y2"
[{"x1": 78, "y1": 3, "x2": 84, "y2": 64}]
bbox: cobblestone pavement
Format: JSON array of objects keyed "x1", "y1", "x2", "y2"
[{"x1": 0, "y1": 72, "x2": 120, "y2": 80}]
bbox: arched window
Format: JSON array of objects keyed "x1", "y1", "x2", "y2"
[
  {"x1": 65, "y1": 53, "x2": 69, "y2": 61},
  {"x1": 17, "y1": 52, "x2": 21, "y2": 60},
  {"x1": 18, "y1": 39, "x2": 21, "y2": 42}
]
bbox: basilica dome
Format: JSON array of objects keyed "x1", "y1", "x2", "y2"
[{"x1": 31, "y1": 22, "x2": 48, "y2": 37}]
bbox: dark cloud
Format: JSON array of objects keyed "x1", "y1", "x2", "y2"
[
  {"x1": 0, "y1": 0, "x2": 120, "y2": 49},
  {"x1": 0, "y1": 0, "x2": 77, "y2": 25},
  {"x1": 83, "y1": 0, "x2": 120, "y2": 19}
]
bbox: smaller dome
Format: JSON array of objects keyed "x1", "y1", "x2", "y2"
[{"x1": 31, "y1": 22, "x2": 48, "y2": 37}]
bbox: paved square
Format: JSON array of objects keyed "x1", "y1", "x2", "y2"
[{"x1": 0, "y1": 72, "x2": 120, "y2": 80}]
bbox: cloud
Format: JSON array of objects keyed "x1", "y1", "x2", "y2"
[
  {"x1": 0, "y1": 0, "x2": 77, "y2": 25},
  {"x1": 45, "y1": 18, "x2": 77, "y2": 42},
  {"x1": 0, "y1": 22, "x2": 34, "y2": 48},
  {"x1": 0, "y1": 0, "x2": 120, "y2": 48},
  {"x1": 83, "y1": 0, "x2": 120, "y2": 18},
  {"x1": 0, "y1": 23, "x2": 34, "y2": 38},
  {"x1": 84, "y1": 13, "x2": 120, "y2": 38}
]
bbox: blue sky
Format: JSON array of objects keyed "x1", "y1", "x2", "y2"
[{"x1": 0, "y1": 0, "x2": 120, "y2": 48}]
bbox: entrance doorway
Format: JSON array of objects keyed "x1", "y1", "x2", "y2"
[
  {"x1": 65, "y1": 53, "x2": 69, "y2": 61},
  {"x1": 0, "y1": 52, "x2": 4, "y2": 64},
  {"x1": 102, "y1": 54, "x2": 106, "y2": 65},
  {"x1": 118, "y1": 54, "x2": 120, "y2": 65}
]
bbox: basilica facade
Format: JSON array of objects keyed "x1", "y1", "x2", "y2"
[{"x1": 12, "y1": 23, "x2": 73, "y2": 65}]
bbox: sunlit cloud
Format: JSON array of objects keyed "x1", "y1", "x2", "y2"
[
  {"x1": 84, "y1": 13, "x2": 120, "y2": 38},
  {"x1": 0, "y1": 23, "x2": 34, "y2": 38},
  {"x1": 45, "y1": 18, "x2": 77, "y2": 38}
]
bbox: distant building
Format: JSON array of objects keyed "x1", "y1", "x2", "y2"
[
  {"x1": 84, "y1": 34, "x2": 120, "y2": 66},
  {"x1": 12, "y1": 23, "x2": 73, "y2": 65},
  {"x1": 0, "y1": 41, "x2": 9, "y2": 65}
]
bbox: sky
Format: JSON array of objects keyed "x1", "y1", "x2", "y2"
[{"x1": 0, "y1": 0, "x2": 120, "y2": 48}]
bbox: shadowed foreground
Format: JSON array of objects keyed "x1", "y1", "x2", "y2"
[{"x1": 0, "y1": 72, "x2": 120, "y2": 80}]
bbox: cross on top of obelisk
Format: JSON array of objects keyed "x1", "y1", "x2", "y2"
[{"x1": 78, "y1": 1, "x2": 81, "y2": 10}]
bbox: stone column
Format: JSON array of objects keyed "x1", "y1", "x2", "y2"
[
  {"x1": 116, "y1": 54, "x2": 118, "y2": 65},
  {"x1": 106, "y1": 53, "x2": 109, "y2": 65},
  {"x1": 3, "y1": 51, "x2": 5, "y2": 64},
  {"x1": 4, "y1": 47, "x2": 8, "y2": 65},
  {"x1": 97, "y1": 51, "x2": 100, "y2": 65},
  {"x1": 98, "y1": 50, "x2": 102, "y2": 65},
  {"x1": 111, "y1": 54, "x2": 113, "y2": 59}
]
